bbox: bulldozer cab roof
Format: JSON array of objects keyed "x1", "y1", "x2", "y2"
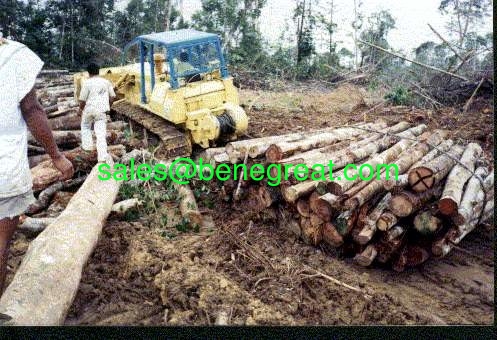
[{"x1": 135, "y1": 29, "x2": 220, "y2": 48}]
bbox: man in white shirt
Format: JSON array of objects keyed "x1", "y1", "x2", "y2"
[
  {"x1": 0, "y1": 37, "x2": 74, "y2": 297},
  {"x1": 78, "y1": 62, "x2": 116, "y2": 163}
]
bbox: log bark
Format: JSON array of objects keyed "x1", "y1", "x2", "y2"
[
  {"x1": 48, "y1": 113, "x2": 81, "y2": 130},
  {"x1": 408, "y1": 144, "x2": 465, "y2": 193},
  {"x1": 29, "y1": 144, "x2": 125, "y2": 169},
  {"x1": 389, "y1": 185, "x2": 442, "y2": 217},
  {"x1": 438, "y1": 143, "x2": 482, "y2": 216},
  {"x1": 31, "y1": 145, "x2": 126, "y2": 191},
  {"x1": 452, "y1": 167, "x2": 489, "y2": 226},
  {"x1": 0, "y1": 165, "x2": 121, "y2": 325}
]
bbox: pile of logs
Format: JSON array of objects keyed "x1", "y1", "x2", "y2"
[{"x1": 205, "y1": 121, "x2": 494, "y2": 271}]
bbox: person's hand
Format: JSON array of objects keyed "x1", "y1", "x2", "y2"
[{"x1": 52, "y1": 154, "x2": 74, "y2": 181}]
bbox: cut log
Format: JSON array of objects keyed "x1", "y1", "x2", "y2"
[
  {"x1": 28, "y1": 130, "x2": 125, "y2": 147},
  {"x1": 334, "y1": 210, "x2": 357, "y2": 236},
  {"x1": 452, "y1": 167, "x2": 490, "y2": 226},
  {"x1": 25, "y1": 176, "x2": 87, "y2": 214},
  {"x1": 17, "y1": 217, "x2": 56, "y2": 236},
  {"x1": 389, "y1": 185, "x2": 442, "y2": 217},
  {"x1": 47, "y1": 107, "x2": 78, "y2": 119},
  {"x1": 342, "y1": 131, "x2": 447, "y2": 210},
  {"x1": 434, "y1": 188, "x2": 495, "y2": 257},
  {"x1": 355, "y1": 193, "x2": 391, "y2": 245},
  {"x1": 296, "y1": 198, "x2": 311, "y2": 217},
  {"x1": 354, "y1": 244, "x2": 378, "y2": 267},
  {"x1": 173, "y1": 183, "x2": 203, "y2": 227},
  {"x1": 111, "y1": 198, "x2": 143, "y2": 214},
  {"x1": 31, "y1": 145, "x2": 126, "y2": 191},
  {"x1": 0, "y1": 165, "x2": 121, "y2": 325},
  {"x1": 376, "y1": 211, "x2": 398, "y2": 231},
  {"x1": 408, "y1": 144, "x2": 465, "y2": 192},
  {"x1": 300, "y1": 217, "x2": 322, "y2": 246},
  {"x1": 322, "y1": 222, "x2": 344, "y2": 247},
  {"x1": 413, "y1": 210, "x2": 442, "y2": 235},
  {"x1": 438, "y1": 143, "x2": 482, "y2": 216},
  {"x1": 281, "y1": 180, "x2": 318, "y2": 203}
]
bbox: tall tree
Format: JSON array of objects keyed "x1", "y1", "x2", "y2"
[
  {"x1": 294, "y1": 0, "x2": 315, "y2": 64},
  {"x1": 191, "y1": 0, "x2": 266, "y2": 63},
  {"x1": 439, "y1": 0, "x2": 492, "y2": 49},
  {"x1": 359, "y1": 10, "x2": 395, "y2": 70}
]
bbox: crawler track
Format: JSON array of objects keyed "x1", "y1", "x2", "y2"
[{"x1": 112, "y1": 101, "x2": 192, "y2": 159}]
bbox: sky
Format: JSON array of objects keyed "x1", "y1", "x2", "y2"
[{"x1": 116, "y1": 0, "x2": 493, "y2": 55}]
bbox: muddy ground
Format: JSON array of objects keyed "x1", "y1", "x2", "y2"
[{"x1": 6, "y1": 84, "x2": 494, "y2": 325}]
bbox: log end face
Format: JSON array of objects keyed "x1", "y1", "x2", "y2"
[
  {"x1": 265, "y1": 144, "x2": 283, "y2": 163},
  {"x1": 389, "y1": 195, "x2": 412, "y2": 217},
  {"x1": 438, "y1": 198, "x2": 458, "y2": 216}
]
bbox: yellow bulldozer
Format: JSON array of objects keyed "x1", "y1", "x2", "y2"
[{"x1": 74, "y1": 29, "x2": 248, "y2": 158}]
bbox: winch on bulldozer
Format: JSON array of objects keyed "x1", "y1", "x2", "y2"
[{"x1": 74, "y1": 29, "x2": 249, "y2": 158}]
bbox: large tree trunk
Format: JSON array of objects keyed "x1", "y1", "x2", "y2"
[
  {"x1": 0, "y1": 165, "x2": 121, "y2": 325},
  {"x1": 408, "y1": 144, "x2": 465, "y2": 192},
  {"x1": 438, "y1": 143, "x2": 483, "y2": 216}
]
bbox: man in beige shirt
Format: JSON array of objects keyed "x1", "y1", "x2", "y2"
[{"x1": 78, "y1": 62, "x2": 116, "y2": 163}]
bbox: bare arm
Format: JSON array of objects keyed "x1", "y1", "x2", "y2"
[{"x1": 21, "y1": 88, "x2": 74, "y2": 179}]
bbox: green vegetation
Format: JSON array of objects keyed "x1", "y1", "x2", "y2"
[{"x1": 1, "y1": 0, "x2": 492, "y2": 107}]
